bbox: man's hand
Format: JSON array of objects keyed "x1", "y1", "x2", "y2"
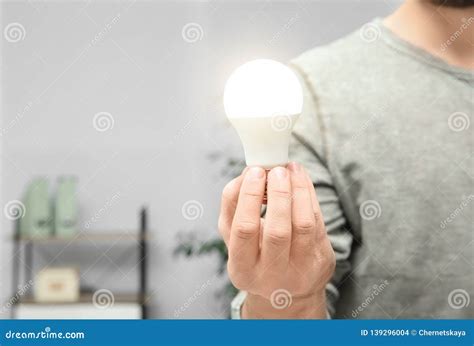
[{"x1": 218, "y1": 162, "x2": 336, "y2": 319}]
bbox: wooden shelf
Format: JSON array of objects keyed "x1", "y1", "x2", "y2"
[
  {"x1": 15, "y1": 232, "x2": 148, "y2": 243},
  {"x1": 17, "y1": 293, "x2": 148, "y2": 305}
]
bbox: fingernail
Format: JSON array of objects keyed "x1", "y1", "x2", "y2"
[
  {"x1": 248, "y1": 166, "x2": 264, "y2": 179},
  {"x1": 273, "y1": 166, "x2": 287, "y2": 179},
  {"x1": 288, "y1": 162, "x2": 300, "y2": 173}
]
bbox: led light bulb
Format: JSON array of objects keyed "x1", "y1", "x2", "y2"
[{"x1": 224, "y1": 59, "x2": 303, "y2": 169}]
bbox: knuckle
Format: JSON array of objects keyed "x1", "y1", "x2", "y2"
[
  {"x1": 314, "y1": 211, "x2": 324, "y2": 226},
  {"x1": 314, "y1": 221, "x2": 327, "y2": 241},
  {"x1": 242, "y1": 189, "x2": 263, "y2": 200},
  {"x1": 268, "y1": 188, "x2": 292, "y2": 201},
  {"x1": 265, "y1": 228, "x2": 291, "y2": 246},
  {"x1": 233, "y1": 221, "x2": 259, "y2": 240},
  {"x1": 293, "y1": 218, "x2": 315, "y2": 234}
]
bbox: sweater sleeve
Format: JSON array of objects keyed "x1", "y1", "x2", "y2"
[{"x1": 288, "y1": 62, "x2": 353, "y2": 317}]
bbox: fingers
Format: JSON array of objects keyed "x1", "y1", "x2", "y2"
[
  {"x1": 287, "y1": 162, "x2": 316, "y2": 263},
  {"x1": 218, "y1": 171, "x2": 245, "y2": 246},
  {"x1": 229, "y1": 166, "x2": 266, "y2": 271},
  {"x1": 221, "y1": 162, "x2": 330, "y2": 295},
  {"x1": 261, "y1": 166, "x2": 292, "y2": 273},
  {"x1": 305, "y1": 173, "x2": 319, "y2": 216},
  {"x1": 304, "y1": 171, "x2": 326, "y2": 238}
]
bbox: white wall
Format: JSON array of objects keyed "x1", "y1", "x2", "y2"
[{"x1": 1, "y1": 0, "x2": 400, "y2": 319}]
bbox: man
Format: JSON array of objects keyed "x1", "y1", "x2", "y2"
[{"x1": 218, "y1": 0, "x2": 473, "y2": 318}]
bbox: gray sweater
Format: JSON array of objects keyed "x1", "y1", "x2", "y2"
[{"x1": 289, "y1": 18, "x2": 473, "y2": 318}]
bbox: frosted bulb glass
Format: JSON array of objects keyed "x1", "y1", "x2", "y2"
[{"x1": 224, "y1": 59, "x2": 303, "y2": 169}]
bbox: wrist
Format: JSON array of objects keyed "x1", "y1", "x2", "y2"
[{"x1": 242, "y1": 289, "x2": 328, "y2": 319}]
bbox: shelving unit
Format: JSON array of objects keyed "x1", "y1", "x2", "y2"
[{"x1": 11, "y1": 207, "x2": 149, "y2": 319}]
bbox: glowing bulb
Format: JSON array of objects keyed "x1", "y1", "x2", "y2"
[{"x1": 224, "y1": 59, "x2": 303, "y2": 169}]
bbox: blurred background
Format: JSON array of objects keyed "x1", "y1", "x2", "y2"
[{"x1": 1, "y1": 0, "x2": 401, "y2": 319}]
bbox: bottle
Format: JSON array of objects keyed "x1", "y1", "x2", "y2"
[{"x1": 20, "y1": 177, "x2": 52, "y2": 238}]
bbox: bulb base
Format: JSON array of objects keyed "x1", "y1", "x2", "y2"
[{"x1": 252, "y1": 166, "x2": 288, "y2": 205}]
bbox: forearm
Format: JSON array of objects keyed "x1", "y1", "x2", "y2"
[{"x1": 242, "y1": 290, "x2": 328, "y2": 319}]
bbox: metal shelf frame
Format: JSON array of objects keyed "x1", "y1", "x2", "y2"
[{"x1": 11, "y1": 207, "x2": 149, "y2": 319}]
